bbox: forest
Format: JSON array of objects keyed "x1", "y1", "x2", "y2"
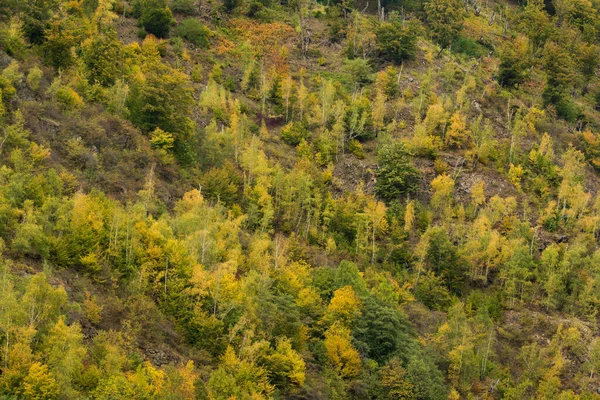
[{"x1": 2, "y1": 0, "x2": 600, "y2": 398}]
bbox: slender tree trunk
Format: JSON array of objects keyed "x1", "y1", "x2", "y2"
[
  {"x1": 164, "y1": 257, "x2": 169, "y2": 297},
  {"x1": 371, "y1": 212, "x2": 376, "y2": 264},
  {"x1": 397, "y1": 62, "x2": 403, "y2": 86},
  {"x1": 322, "y1": 81, "x2": 326, "y2": 125},
  {"x1": 3, "y1": 267, "x2": 9, "y2": 369},
  {"x1": 481, "y1": 330, "x2": 493, "y2": 380}
]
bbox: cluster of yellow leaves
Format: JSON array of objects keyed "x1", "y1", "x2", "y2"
[
  {"x1": 445, "y1": 112, "x2": 470, "y2": 148},
  {"x1": 325, "y1": 286, "x2": 362, "y2": 326},
  {"x1": 470, "y1": 181, "x2": 486, "y2": 209},
  {"x1": 23, "y1": 362, "x2": 59, "y2": 400},
  {"x1": 508, "y1": 163, "x2": 524, "y2": 190},
  {"x1": 558, "y1": 148, "x2": 590, "y2": 220},
  {"x1": 324, "y1": 324, "x2": 361, "y2": 378},
  {"x1": 462, "y1": 215, "x2": 504, "y2": 281},
  {"x1": 431, "y1": 174, "x2": 455, "y2": 212}
]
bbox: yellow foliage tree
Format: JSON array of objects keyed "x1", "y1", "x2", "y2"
[
  {"x1": 127, "y1": 361, "x2": 167, "y2": 398},
  {"x1": 43, "y1": 317, "x2": 87, "y2": 397},
  {"x1": 364, "y1": 198, "x2": 388, "y2": 264},
  {"x1": 470, "y1": 181, "x2": 486, "y2": 212},
  {"x1": 445, "y1": 112, "x2": 470, "y2": 148},
  {"x1": 431, "y1": 174, "x2": 454, "y2": 214},
  {"x1": 324, "y1": 324, "x2": 361, "y2": 378},
  {"x1": 508, "y1": 163, "x2": 524, "y2": 191},
  {"x1": 558, "y1": 147, "x2": 590, "y2": 220},
  {"x1": 325, "y1": 286, "x2": 362, "y2": 326},
  {"x1": 22, "y1": 362, "x2": 59, "y2": 400}
]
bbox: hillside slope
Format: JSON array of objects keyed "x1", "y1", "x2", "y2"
[{"x1": 2, "y1": 0, "x2": 600, "y2": 398}]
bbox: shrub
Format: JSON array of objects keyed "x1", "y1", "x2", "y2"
[
  {"x1": 1, "y1": 61, "x2": 23, "y2": 85},
  {"x1": 554, "y1": 99, "x2": 581, "y2": 122},
  {"x1": 343, "y1": 58, "x2": 372, "y2": 86},
  {"x1": 452, "y1": 36, "x2": 486, "y2": 58},
  {"x1": 170, "y1": 0, "x2": 198, "y2": 15},
  {"x1": 150, "y1": 127, "x2": 175, "y2": 150},
  {"x1": 171, "y1": 36, "x2": 185, "y2": 57},
  {"x1": 348, "y1": 139, "x2": 365, "y2": 159},
  {"x1": 223, "y1": 0, "x2": 241, "y2": 12},
  {"x1": 12, "y1": 219, "x2": 50, "y2": 259},
  {"x1": 55, "y1": 87, "x2": 84, "y2": 111},
  {"x1": 0, "y1": 76, "x2": 16, "y2": 104},
  {"x1": 191, "y1": 64, "x2": 203, "y2": 82},
  {"x1": 281, "y1": 122, "x2": 308, "y2": 146},
  {"x1": 175, "y1": 18, "x2": 211, "y2": 48},
  {"x1": 26, "y1": 67, "x2": 43, "y2": 91}
]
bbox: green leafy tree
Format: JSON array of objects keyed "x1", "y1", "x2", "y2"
[
  {"x1": 555, "y1": 0, "x2": 598, "y2": 39},
  {"x1": 334, "y1": 260, "x2": 368, "y2": 295},
  {"x1": 53, "y1": 192, "x2": 112, "y2": 272},
  {"x1": 80, "y1": 30, "x2": 123, "y2": 86},
  {"x1": 542, "y1": 41, "x2": 576, "y2": 120},
  {"x1": 498, "y1": 35, "x2": 530, "y2": 87},
  {"x1": 42, "y1": 16, "x2": 79, "y2": 70},
  {"x1": 11, "y1": 201, "x2": 50, "y2": 259},
  {"x1": 17, "y1": 0, "x2": 61, "y2": 44},
  {"x1": 376, "y1": 141, "x2": 419, "y2": 203},
  {"x1": 127, "y1": 60, "x2": 195, "y2": 162},
  {"x1": 406, "y1": 353, "x2": 447, "y2": 400},
  {"x1": 517, "y1": 0, "x2": 553, "y2": 51},
  {"x1": 353, "y1": 297, "x2": 416, "y2": 364},
  {"x1": 577, "y1": 42, "x2": 600, "y2": 94},
  {"x1": 22, "y1": 273, "x2": 67, "y2": 332},
  {"x1": 128, "y1": 61, "x2": 194, "y2": 135},
  {"x1": 43, "y1": 317, "x2": 87, "y2": 397},
  {"x1": 424, "y1": 0, "x2": 464, "y2": 52},
  {"x1": 499, "y1": 241, "x2": 534, "y2": 307},
  {"x1": 0, "y1": 17, "x2": 27, "y2": 58},
  {"x1": 421, "y1": 226, "x2": 467, "y2": 296},
  {"x1": 375, "y1": 20, "x2": 420, "y2": 64},
  {"x1": 135, "y1": 0, "x2": 175, "y2": 38}
]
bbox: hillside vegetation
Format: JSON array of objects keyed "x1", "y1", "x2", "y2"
[{"x1": 2, "y1": 0, "x2": 600, "y2": 398}]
